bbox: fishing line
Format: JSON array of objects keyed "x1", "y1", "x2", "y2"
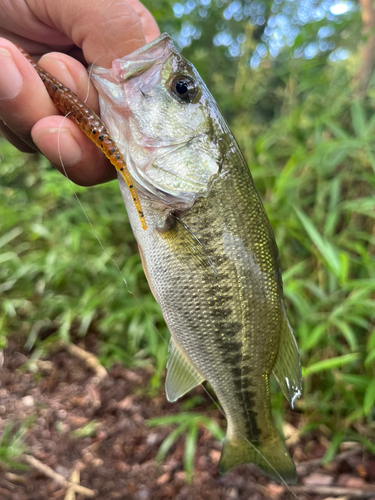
[
  {"x1": 84, "y1": 53, "x2": 111, "y2": 104},
  {"x1": 55, "y1": 114, "x2": 169, "y2": 343},
  {"x1": 55, "y1": 94, "x2": 303, "y2": 500}
]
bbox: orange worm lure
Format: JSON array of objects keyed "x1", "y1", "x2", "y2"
[{"x1": 17, "y1": 46, "x2": 147, "y2": 231}]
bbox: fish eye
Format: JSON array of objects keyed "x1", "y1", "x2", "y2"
[{"x1": 170, "y1": 75, "x2": 197, "y2": 103}]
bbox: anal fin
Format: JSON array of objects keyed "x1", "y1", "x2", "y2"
[
  {"x1": 272, "y1": 314, "x2": 302, "y2": 409},
  {"x1": 166, "y1": 339, "x2": 205, "y2": 402}
]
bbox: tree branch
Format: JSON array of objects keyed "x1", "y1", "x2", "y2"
[
  {"x1": 291, "y1": 484, "x2": 375, "y2": 498},
  {"x1": 21, "y1": 455, "x2": 96, "y2": 498}
]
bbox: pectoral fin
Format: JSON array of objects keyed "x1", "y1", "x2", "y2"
[
  {"x1": 272, "y1": 315, "x2": 302, "y2": 409},
  {"x1": 165, "y1": 339, "x2": 205, "y2": 402},
  {"x1": 160, "y1": 214, "x2": 217, "y2": 275}
]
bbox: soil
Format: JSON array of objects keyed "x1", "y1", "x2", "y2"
[{"x1": 0, "y1": 336, "x2": 374, "y2": 500}]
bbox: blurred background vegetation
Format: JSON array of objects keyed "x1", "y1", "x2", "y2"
[{"x1": 1, "y1": 0, "x2": 374, "y2": 468}]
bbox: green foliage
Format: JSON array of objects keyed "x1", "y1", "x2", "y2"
[
  {"x1": 70, "y1": 421, "x2": 99, "y2": 439},
  {"x1": 0, "y1": 141, "x2": 169, "y2": 382},
  {"x1": 147, "y1": 412, "x2": 224, "y2": 482},
  {"x1": 0, "y1": 422, "x2": 29, "y2": 470}
]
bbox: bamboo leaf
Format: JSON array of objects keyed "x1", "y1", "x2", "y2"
[
  {"x1": 303, "y1": 324, "x2": 327, "y2": 350},
  {"x1": 304, "y1": 353, "x2": 360, "y2": 376},
  {"x1": 147, "y1": 413, "x2": 198, "y2": 427},
  {"x1": 322, "y1": 432, "x2": 344, "y2": 465},
  {"x1": 155, "y1": 423, "x2": 189, "y2": 463},
  {"x1": 340, "y1": 374, "x2": 371, "y2": 391},
  {"x1": 367, "y1": 330, "x2": 375, "y2": 351},
  {"x1": 351, "y1": 102, "x2": 365, "y2": 138},
  {"x1": 200, "y1": 416, "x2": 225, "y2": 441},
  {"x1": 184, "y1": 423, "x2": 198, "y2": 482},
  {"x1": 331, "y1": 320, "x2": 358, "y2": 350},
  {"x1": 364, "y1": 379, "x2": 375, "y2": 416},
  {"x1": 295, "y1": 207, "x2": 340, "y2": 276},
  {"x1": 0, "y1": 227, "x2": 23, "y2": 250},
  {"x1": 326, "y1": 121, "x2": 349, "y2": 139}
]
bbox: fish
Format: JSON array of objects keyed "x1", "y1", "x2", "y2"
[{"x1": 89, "y1": 33, "x2": 302, "y2": 484}]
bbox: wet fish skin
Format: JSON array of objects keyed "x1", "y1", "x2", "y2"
[{"x1": 91, "y1": 34, "x2": 302, "y2": 483}]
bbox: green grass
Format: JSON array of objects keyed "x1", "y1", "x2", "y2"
[
  {"x1": 0, "y1": 421, "x2": 30, "y2": 470},
  {"x1": 147, "y1": 413, "x2": 225, "y2": 482},
  {"x1": 0, "y1": 142, "x2": 169, "y2": 385}
]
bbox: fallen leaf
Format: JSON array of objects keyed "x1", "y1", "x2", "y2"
[
  {"x1": 264, "y1": 483, "x2": 285, "y2": 499},
  {"x1": 156, "y1": 473, "x2": 170, "y2": 485},
  {"x1": 321, "y1": 497, "x2": 348, "y2": 500},
  {"x1": 343, "y1": 476, "x2": 367, "y2": 488},
  {"x1": 357, "y1": 463, "x2": 367, "y2": 478},
  {"x1": 284, "y1": 422, "x2": 300, "y2": 446},
  {"x1": 117, "y1": 395, "x2": 134, "y2": 410},
  {"x1": 304, "y1": 473, "x2": 334, "y2": 486},
  {"x1": 338, "y1": 474, "x2": 367, "y2": 487},
  {"x1": 209, "y1": 450, "x2": 221, "y2": 463}
]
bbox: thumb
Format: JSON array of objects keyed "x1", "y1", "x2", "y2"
[{"x1": 28, "y1": 0, "x2": 159, "y2": 66}]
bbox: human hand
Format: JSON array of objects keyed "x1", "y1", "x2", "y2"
[{"x1": 0, "y1": 0, "x2": 159, "y2": 185}]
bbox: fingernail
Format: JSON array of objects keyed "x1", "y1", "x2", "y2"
[
  {"x1": 0, "y1": 48, "x2": 23, "y2": 99},
  {"x1": 41, "y1": 56, "x2": 77, "y2": 92},
  {"x1": 33, "y1": 128, "x2": 83, "y2": 167}
]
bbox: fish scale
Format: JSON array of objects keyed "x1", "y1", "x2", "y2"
[{"x1": 178, "y1": 162, "x2": 278, "y2": 432}]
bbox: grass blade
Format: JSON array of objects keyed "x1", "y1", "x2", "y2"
[{"x1": 304, "y1": 353, "x2": 360, "y2": 376}]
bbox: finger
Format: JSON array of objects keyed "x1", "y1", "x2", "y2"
[
  {"x1": 38, "y1": 52, "x2": 100, "y2": 114},
  {"x1": 124, "y1": 1, "x2": 160, "y2": 43},
  {"x1": 0, "y1": 25, "x2": 67, "y2": 60},
  {"x1": 0, "y1": 119, "x2": 36, "y2": 153},
  {"x1": 32, "y1": 116, "x2": 117, "y2": 186},
  {"x1": 0, "y1": 38, "x2": 120, "y2": 185},
  {"x1": 0, "y1": 38, "x2": 59, "y2": 148},
  {"x1": 28, "y1": 0, "x2": 152, "y2": 67},
  {"x1": 0, "y1": 0, "x2": 72, "y2": 48},
  {"x1": 0, "y1": 1, "x2": 159, "y2": 62}
]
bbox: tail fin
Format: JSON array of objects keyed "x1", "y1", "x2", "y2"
[{"x1": 218, "y1": 432, "x2": 297, "y2": 484}]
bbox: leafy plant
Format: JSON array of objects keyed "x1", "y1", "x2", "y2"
[
  {"x1": 147, "y1": 412, "x2": 224, "y2": 482},
  {"x1": 0, "y1": 422, "x2": 30, "y2": 470}
]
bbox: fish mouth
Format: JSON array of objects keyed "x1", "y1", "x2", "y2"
[
  {"x1": 89, "y1": 33, "x2": 175, "y2": 89},
  {"x1": 112, "y1": 34, "x2": 175, "y2": 83}
]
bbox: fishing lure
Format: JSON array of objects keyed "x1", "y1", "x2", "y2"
[{"x1": 17, "y1": 45, "x2": 147, "y2": 230}]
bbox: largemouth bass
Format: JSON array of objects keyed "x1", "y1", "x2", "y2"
[{"x1": 90, "y1": 33, "x2": 302, "y2": 484}]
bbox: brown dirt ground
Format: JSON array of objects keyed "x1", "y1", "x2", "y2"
[{"x1": 0, "y1": 336, "x2": 374, "y2": 500}]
